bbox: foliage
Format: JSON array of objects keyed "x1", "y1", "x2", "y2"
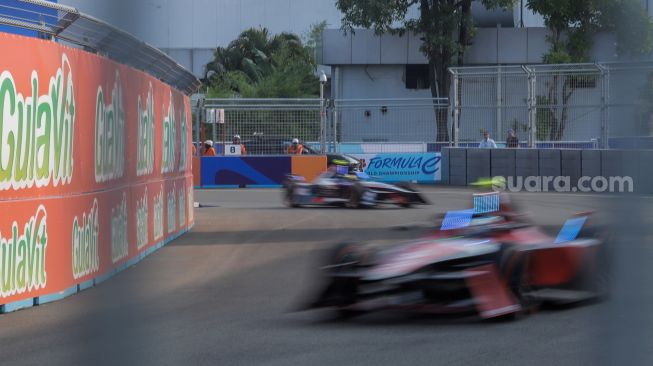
[
  {"x1": 597, "y1": 0, "x2": 653, "y2": 58},
  {"x1": 204, "y1": 27, "x2": 319, "y2": 98},
  {"x1": 527, "y1": 0, "x2": 653, "y2": 63},
  {"x1": 304, "y1": 20, "x2": 328, "y2": 61},
  {"x1": 336, "y1": 0, "x2": 516, "y2": 142},
  {"x1": 528, "y1": 0, "x2": 653, "y2": 140}
]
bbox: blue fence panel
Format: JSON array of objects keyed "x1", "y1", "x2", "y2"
[{"x1": 201, "y1": 156, "x2": 291, "y2": 187}]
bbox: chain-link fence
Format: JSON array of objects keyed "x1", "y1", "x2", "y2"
[
  {"x1": 607, "y1": 62, "x2": 653, "y2": 145},
  {"x1": 196, "y1": 98, "x2": 450, "y2": 155},
  {"x1": 196, "y1": 62, "x2": 653, "y2": 155},
  {"x1": 199, "y1": 99, "x2": 322, "y2": 155},
  {"x1": 450, "y1": 66, "x2": 530, "y2": 147},
  {"x1": 451, "y1": 62, "x2": 653, "y2": 149},
  {"x1": 331, "y1": 98, "x2": 449, "y2": 153}
]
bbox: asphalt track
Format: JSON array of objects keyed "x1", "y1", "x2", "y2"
[{"x1": 0, "y1": 187, "x2": 651, "y2": 366}]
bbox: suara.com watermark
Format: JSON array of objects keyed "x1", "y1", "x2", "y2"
[{"x1": 492, "y1": 176, "x2": 634, "y2": 193}]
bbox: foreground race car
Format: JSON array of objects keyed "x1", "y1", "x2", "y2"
[
  {"x1": 301, "y1": 192, "x2": 608, "y2": 320},
  {"x1": 282, "y1": 165, "x2": 428, "y2": 208}
]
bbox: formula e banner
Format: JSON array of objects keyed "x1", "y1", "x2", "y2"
[
  {"x1": 0, "y1": 32, "x2": 194, "y2": 309},
  {"x1": 350, "y1": 153, "x2": 441, "y2": 183}
]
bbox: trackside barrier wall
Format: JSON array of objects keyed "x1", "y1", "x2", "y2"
[
  {"x1": 441, "y1": 148, "x2": 653, "y2": 194},
  {"x1": 0, "y1": 33, "x2": 194, "y2": 312},
  {"x1": 198, "y1": 153, "x2": 443, "y2": 187},
  {"x1": 200, "y1": 156, "x2": 327, "y2": 187}
]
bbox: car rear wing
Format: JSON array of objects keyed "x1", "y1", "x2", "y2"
[{"x1": 472, "y1": 192, "x2": 501, "y2": 215}]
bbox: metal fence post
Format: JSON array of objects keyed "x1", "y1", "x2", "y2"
[
  {"x1": 319, "y1": 81, "x2": 326, "y2": 154},
  {"x1": 195, "y1": 97, "x2": 203, "y2": 149},
  {"x1": 212, "y1": 105, "x2": 218, "y2": 145},
  {"x1": 597, "y1": 63, "x2": 609, "y2": 149},
  {"x1": 331, "y1": 100, "x2": 338, "y2": 153},
  {"x1": 496, "y1": 66, "x2": 502, "y2": 140},
  {"x1": 451, "y1": 70, "x2": 460, "y2": 147},
  {"x1": 523, "y1": 66, "x2": 536, "y2": 148}
]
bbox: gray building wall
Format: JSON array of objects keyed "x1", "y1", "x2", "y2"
[
  {"x1": 324, "y1": 25, "x2": 651, "y2": 143},
  {"x1": 333, "y1": 65, "x2": 436, "y2": 142},
  {"x1": 61, "y1": 0, "x2": 551, "y2": 78}
]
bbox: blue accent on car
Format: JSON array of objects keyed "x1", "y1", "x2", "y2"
[{"x1": 555, "y1": 216, "x2": 588, "y2": 244}]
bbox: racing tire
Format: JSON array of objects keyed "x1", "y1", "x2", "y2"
[
  {"x1": 499, "y1": 248, "x2": 539, "y2": 319},
  {"x1": 394, "y1": 182, "x2": 417, "y2": 208},
  {"x1": 346, "y1": 185, "x2": 364, "y2": 209},
  {"x1": 323, "y1": 243, "x2": 366, "y2": 317},
  {"x1": 283, "y1": 182, "x2": 300, "y2": 208},
  {"x1": 577, "y1": 228, "x2": 611, "y2": 301}
]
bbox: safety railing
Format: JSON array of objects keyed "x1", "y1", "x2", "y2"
[{"x1": 0, "y1": 0, "x2": 200, "y2": 94}]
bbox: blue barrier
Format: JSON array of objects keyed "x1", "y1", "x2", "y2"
[
  {"x1": 609, "y1": 137, "x2": 653, "y2": 150},
  {"x1": 427, "y1": 141, "x2": 601, "y2": 152},
  {"x1": 201, "y1": 156, "x2": 291, "y2": 186}
]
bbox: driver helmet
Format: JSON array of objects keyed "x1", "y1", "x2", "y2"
[
  {"x1": 204, "y1": 140, "x2": 213, "y2": 147},
  {"x1": 292, "y1": 138, "x2": 299, "y2": 145},
  {"x1": 233, "y1": 134, "x2": 241, "y2": 144}
]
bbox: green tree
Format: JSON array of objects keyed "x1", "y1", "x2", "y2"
[
  {"x1": 336, "y1": 0, "x2": 516, "y2": 142},
  {"x1": 528, "y1": 0, "x2": 653, "y2": 140},
  {"x1": 202, "y1": 28, "x2": 322, "y2": 143},
  {"x1": 204, "y1": 27, "x2": 318, "y2": 98}
]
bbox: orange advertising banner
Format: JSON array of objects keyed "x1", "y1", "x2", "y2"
[{"x1": 0, "y1": 33, "x2": 194, "y2": 307}]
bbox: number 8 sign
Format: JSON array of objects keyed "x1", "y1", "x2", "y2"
[{"x1": 225, "y1": 144, "x2": 241, "y2": 156}]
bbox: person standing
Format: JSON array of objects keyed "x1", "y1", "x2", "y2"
[
  {"x1": 506, "y1": 129, "x2": 519, "y2": 148},
  {"x1": 287, "y1": 138, "x2": 304, "y2": 154},
  {"x1": 233, "y1": 134, "x2": 246, "y2": 155},
  {"x1": 479, "y1": 131, "x2": 497, "y2": 148},
  {"x1": 202, "y1": 140, "x2": 217, "y2": 156}
]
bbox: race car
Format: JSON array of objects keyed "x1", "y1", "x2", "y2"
[
  {"x1": 300, "y1": 191, "x2": 609, "y2": 320},
  {"x1": 282, "y1": 165, "x2": 428, "y2": 208}
]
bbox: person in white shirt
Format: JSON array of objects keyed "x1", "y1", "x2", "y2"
[{"x1": 479, "y1": 131, "x2": 497, "y2": 148}]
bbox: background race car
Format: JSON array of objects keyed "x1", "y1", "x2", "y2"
[{"x1": 282, "y1": 165, "x2": 428, "y2": 208}]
